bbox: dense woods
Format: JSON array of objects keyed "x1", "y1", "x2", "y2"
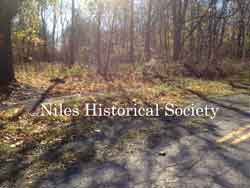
[{"x1": 0, "y1": 0, "x2": 249, "y2": 85}]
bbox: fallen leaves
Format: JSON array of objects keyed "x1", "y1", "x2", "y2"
[
  {"x1": 0, "y1": 107, "x2": 24, "y2": 120},
  {"x1": 183, "y1": 79, "x2": 234, "y2": 96},
  {"x1": 10, "y1": 140, "x2": 24, "y2": 148}
]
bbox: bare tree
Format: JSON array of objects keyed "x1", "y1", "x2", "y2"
[
  {"x1": 69, "y1": 0, "x2": 75, "y2": 65},
  {"x1": 129, "y1": 0, "x2": 135, "y2": 64},
  {"x1": 40, "y1": 5, "x2": 49, "y2": 62},
  {"x1": 51, "y1": 3, "x2": 58, "y2": 62},
  {"x1": 96, "y1": 0, "x2": 103, "y2": 74},
  {"x1": 172, "y1": 0, "x2": 189, "y2": 61},
  {"x1": 145, "y1": 0, "x2": 153, "y2": 62}
]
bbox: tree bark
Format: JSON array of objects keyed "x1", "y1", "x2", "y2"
[
  {"x1": 0, "y1": 15, "x2": 15, "y2": 86},
  {"x1": 172, "y1": 0, "x2": 188, "y2": 61},
  {"x1": 96, "y1": 0, "x2": 103, "y2": 74},
  {"x1": 104, "y1": 12, "x2": 115, "y2": 78},
  {"x1": 189, "y1": 0, "x2": 195, "y2": 62},
  {"x1": 40, "y1": 7, "x2": 49, "y2": 62},
  {"x1": 196, "y1": 2, "x2": 203, "y2": 62},
  {"x1": 70, "y1": 0, "x2": 75, "y2": 65},
  {"x1": 207, "y1": 0, "x2": 217, "y2": 61},
  {"x1": 52, "y1": 4, "x2": 57, "y2": 62},
  {"x1": 129, "y1": 0, "x2": 135, "y2": 64},
  {"x1": 145, "y1": 0, "x2": 153, "y2": 62},
  {"x1": 172, "y1": 0, "x2": 180, "y2": 61}
]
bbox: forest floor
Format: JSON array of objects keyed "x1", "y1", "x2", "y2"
[{"x1": 0, "y1": 63, "x2": 249, "y2": 188}]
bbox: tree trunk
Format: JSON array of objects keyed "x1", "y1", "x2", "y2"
[
  {"x1": 40, "y1": 7, "x2": 49, "y2": 62},
  {"x1": 70, "y1": 0, "x2": 75, "y2": 65},
  {"x1": 129, "y1": 0, "x2": 135, "y2": 64},
  {"x1": 96, "y1": 0, "x2": 103, "y2": 74},
  {"x1": 196, "y1": 2, "x2": 203, "y2": 62},
  {"x1": 60, "y1": 0, "x2": 66, "y2": 63},
  {"x1": 104, "y1": 12, "x2": 115, "y2": 78},
  {"x1": 172, "y1": 0, "x2": 179, "y2": 60},
  {"x1": 189, "y1": 1, "x2": 195, "y2": 62},
  {"x1": 0, "y1": 15, "x2": 15, "y2": 86},
  {"x1": 145, "y1": 0, "x2": 153, "y2": 62},
  {"x1": 52, "y1": 4, "x2": 57, "y2": 62},
  {"x1": 172, "y1": 0, "x2": 186, "y2": 61},
  {"x1": 207, "y1": 0, "x2": 216, "y2": 61},
  {"x1": 164, "y1": 5, "x2": 170, "y2": 59}
]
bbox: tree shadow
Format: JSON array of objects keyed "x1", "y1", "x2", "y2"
[
  {"x1": 186, "y1": 89, "x2": 250, "y2": 118},
  {"x1": 168, "y1": 124, "x2": 250, "y2": 187},
  {"x1": 1, "y1": 96, "x2": 250, "y2": 188},
  {"x1": 27, "y1": 118, "x2": 134, "y2": 188},
  {"x1": 29, "y1": 115, "x2": 250, "y2": 187},
  {"x1": 0, "y1": 137, "x2": 37, "y2": 185},
  {"x1": 0, "y1": 120, "x2": 95, "y2": 188}
]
